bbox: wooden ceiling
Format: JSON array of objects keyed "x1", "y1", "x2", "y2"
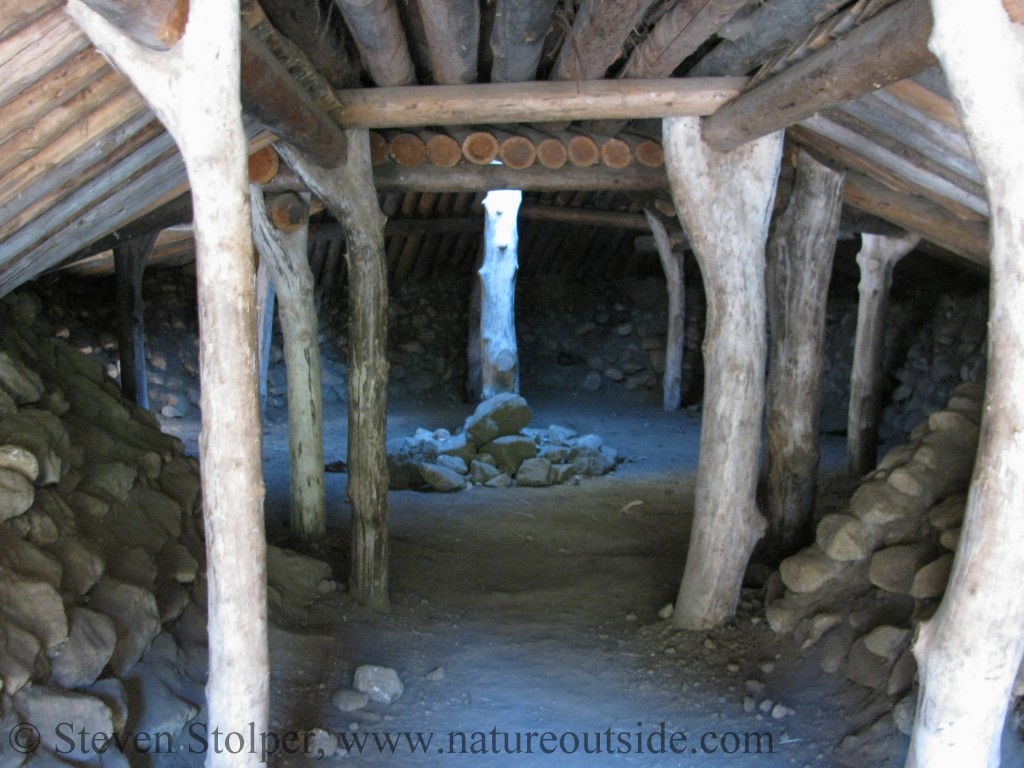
[{"x1": 0, "y1": 0, "x2": 1009, "y2": 295}]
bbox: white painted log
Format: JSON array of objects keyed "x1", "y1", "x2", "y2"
[
  {"x1": 251, "y1": 188, "x2": 326, "y2": 542},
  {"x1": 67, "y1": 0, "x2": 270, "y2": 760},
  {"x1": 907, "y1": 1, "x2": 1024, "y2": 766},
  {"x1": 278, "y1": 133, "x2": 391, "y2": 612},
  {"x1": 846, "y1": 232, "x2": 919, "y2": 477},
  {"x1": 643, "y1": 206, "x2": 685, "y2": 412},
  {"x1": 762, "y1": 150, "x2": 845, "y2": 559},
  {"x1": 476, "y1": 189, "x2": 522, "y2": 399},
  {"x1": 663, "y1": 116, "x2": 782, "y2": 629}
]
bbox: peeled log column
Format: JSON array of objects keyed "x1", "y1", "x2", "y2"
[
  {"x1": 643, "y1": 207, "x2": 685, "y2": 412},
  {"x1": 417, "y1": 0, "x2": 479, "y2": 84},
  {"x1": 278, "y1": 132, "x2": 391, "y2": 612},
  {"x1": 762, "y1": 150, "x2": 844, "y2": 561},
  {"x1": 68, "y1": 0, "x2": 269, "y2": 760},
  {"x1": 474, "y1": 190, "x2": 523, "y2": 399},
  {"x1": 333, "y1": 0, "x2": 415, "y2": 87},
  {"x1": 846, "y1": 232, "x2": 919, "y2": 477},
  {"x1": 113, "y1": 231, "x2": 156, "y2": 408},
  {"x1": 663, "y1": 116, "x2": 782, "y2": 630},
  {"x1": 907, "y1": 2, "x2": 1024, "y2": 764},
  {"x1": 490, "y1": 0, "x2": 559, "y2": 83},
  {"x1": 251, "y1": 188, "x2": 326, "y2": 541}
]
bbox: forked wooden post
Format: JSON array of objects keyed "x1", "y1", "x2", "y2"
[
  {"x1": 762, "y1": 150, "x2": 845, "y2": 560},
  {"x1": 846, "y1": 232, "x2": 919, "y2": 477},
  {"x1": 251, "y1": 188, "x2": 326, "y2": 542},
  {"x1": 67, "y1": 0, "x2": 269, "y2": 758},
  {"x1": 643, "y1": 206, "x2": 685, "y2": 412},
  {"x1": 278, "y1": 133, "x2": 391, "y2": 612},
  {"x1": 907, "y1": 0, "x2": 1024, "y2": 765},
  {"x1": 663, "y1": 116, "x2": 782, "y2": 630},
  {"x1": 113, "y1": 231, "x2": 157, "y2": 408}
]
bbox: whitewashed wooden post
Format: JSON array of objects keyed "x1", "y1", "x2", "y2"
[
  {"x1": 251, "y1": 188, "x2": 326, "y2": 541},
  {"x1": 907, "y1": 1, "x2": 1024, "y2": 765},
  {"x1": 279, "y1": 134, "x2": 392, "y2": 612},
  {"x1": 471, "y1": 189, "x2": 522, "y2": 399},
  {"x1": 847, "y1": 232, "x2": 919, "y2": 477},
  {"x1": 644, "y1": 206, "x2": 686, "y2": 412},
  {"x1": 66, "y1": 0, "x2": 270, "y2": 761},
  {"x1": 663, "y1": 116, "x2": 782, "y2": 629},
  {"x1": 762, "y1": 150, "x2": 844, "y2": 559}
]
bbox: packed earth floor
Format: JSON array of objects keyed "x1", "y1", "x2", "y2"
[{"x1": 157, "y1": 386, "x2": 1002, "y2": 768}]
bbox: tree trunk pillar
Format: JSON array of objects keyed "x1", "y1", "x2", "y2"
[
  {"x1": 846, "y1": 232, "x2": 919, "y2": 477},
  {"x1": 907, "y1": 1, "x2": 1024, "y2": 766},
  {"x1": 762, "y1": 150, "x2": 845, "y2": 560},
  {"x1": 278, "y1": 133, "x2": 391, "y2": 612},
  {"x1": 644, "y1": 206, "x2": 685, "y2": 412},
  {"x1": 68, "y1": 0, "x2": 270, "y2": 758},
  {"x1": 663, "y1": 116, "x2": 782, "y2": 630},
  {"x1": 113, "y1": 232, "x2": 156, "y2": 408},
  {"x1": 475, "y1": 189, "x2": 522, "y2": 399},
  {"x1": 255, "y1": 257, "x2": 276, "y2": 417},
  {"x1": 251, "y1": 188, "x2": 326, "y2": 542}
]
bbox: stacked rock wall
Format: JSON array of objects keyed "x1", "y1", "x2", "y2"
[
  {"x1": 765, "y1": 382, "x2": 995, "y2": 739},
  {"x1": 0, "y1": 292, "x2": 207, "y2": 764}
]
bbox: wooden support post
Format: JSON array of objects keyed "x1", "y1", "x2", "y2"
[
  {"x1": 471, "y1": 190, "x2": 523, "y2": 399},
  {"x1": 416, "y1": 0, "x2": 479, "y2": 84},
  {"x1": 907, "y1": 4, "x2": 1024, "y2": 763},
  {"x1": 113, "y1": 231, "x2": 156, "y2": 408},
  {"x1": 489, "y1": 0, "x2": 559, "y2": 83},
  {"x1": 761, "y1": 150, "x2": 845, "y2": 560},
  {"x1": 333, "y1": 0, "x2": 416, "y2": 87},
  {"x1": 68, "y1": 0, "x2": 269, "y2": 760},
  {"x1": 255, "y1": 256, "x2": 276, "y2": 417},
  {"x1": 663, "y1": 116, "x2": 782, "y2": 630},
  {"x1": 278, "y1": 132, "x2": 391, "y2": 612},
  {"x1": 846, "y1": 232, "x2": 919, "y2": 477},
  {"x1": 251, "y1": 188, "x2": 326, "y2": 541},
  {"x1": 643, "y1": 207, "x2": 685, "y2": 412}
]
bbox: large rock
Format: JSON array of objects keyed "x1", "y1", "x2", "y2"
[
  {"x1": 47, "y1": 538, "x2": 105, "y2": 598},
  {"x1": 48, "y1": 608, "x2": 117, "y2": 689},
  {"x1": 480, "y1": 435, "x2": 537, "y2": 475},
  {"x1": 0, "y1": 529, "x2": 63, "y2": 589},
  {"x1": 850, "y1": 481, "x2": 928, "y2": 526},
  {"x1": 0, "y1": 443, "x2": 40, "y2": 482},
  {"x1": 910, "y1": 554, "x2": 954, "y2": 599},
  {"x1": 515, "y1": 457, "x2": 552, "y2": 487},
  {"x1": 13, "y1": 686, "x2": 114, "y2": 762},
  {"x1": 353, "y1": 664, "x2": 404, "y2": 704},
  {"x1": 463, "y1": 393, "x2": 531, "y2": 446},
  {"x1": 0, "y1": 571, "x2": 68, "y2": 653},
  {"x1": 779, "y1": 548, "x2": 840, "y2": 593},
  {"x1": 0, "y1": 350, "x2": 44, "y2": 404},
  {"x1": 0, "y1": 466, "x2": 35, "y2": 522},
  {"x1": 417, "y1": 462, "x2": 468, "y2": 492},
  {"x1": 266, "y1": 546, "x2": 335, "y2": 607},
  {"x1": 1, "y1": 621, "x2": 43, "y2": 694},
  {"x1": 816, "y1": 514, "x2": 879, "y2": 562},
  {"x1": 86, "y1": 577, "x2": 160, "y2": 675},
  {"x1": 868, "y1": 543, "x2": 938, "y2": 595}
]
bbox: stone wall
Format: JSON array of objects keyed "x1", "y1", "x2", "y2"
[{"x1": 764, "y1": 382, "x2": 1019, "y2": 746}]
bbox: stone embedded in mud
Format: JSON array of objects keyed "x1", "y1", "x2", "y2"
[
  {"x1": 779, "y1": 548, "x2": 839, "y2": 594},
  {"x1": 815, "y1": 514, "x2": 878, "y2": 562},
  {"x1": 463, "y1": 393, "x2": 532, "y2": 446},
  {"x1": 48, "y1": 607, "x2": 117, "y2": 689},
  {"x1": 0, "y1": 350, "x2": 44, "y2": 404},
  {"x1": 868, "y1": 543, "x2": 937, "y2": 595},
  {"x1": 86, "y1": 577, "x2": 161, "y2": 676},
  {"x1": 0, "y1": 466, "x2": 34, "y2": 521},
  {"x1": 0, "y1": 443, "x2": 40, "y2": 482},
  {"x1": 332, "y1": 688, "x2": 370, "y2": 712},
  {"x1": 910, "y1": 553, "x2": 954, "y2": 599},
  {"x1": 13, "y1": 685, "x2": 114, "y2": 761},
  {"x1": 353, "y1": 664, "x2": 404, "y2": 704}
]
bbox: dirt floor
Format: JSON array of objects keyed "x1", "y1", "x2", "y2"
[{"x1": 157, "y1": 386, "x2": 1021, "y2": 768}]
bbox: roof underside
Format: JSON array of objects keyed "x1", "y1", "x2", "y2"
[{"x1": 0, "y1": 0, "x2": 1005, "y2": 294}]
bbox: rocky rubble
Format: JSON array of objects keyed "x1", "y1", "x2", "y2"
[
  {"x1": 765, "y1": 382, "x2": 992, "y2": 745},
  {"x1": 387, "y1": 392, "x2": 620, "y2": 491}
]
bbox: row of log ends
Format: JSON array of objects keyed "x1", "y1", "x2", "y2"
[{"x1": 369, "y1": 129, "x2": 665, "y2": 171}]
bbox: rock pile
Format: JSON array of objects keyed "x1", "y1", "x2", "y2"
[
  {"x1": 765, "y1": 382, "x2": 998, "y2": 741},
  {"x1": 0, "y1": 292, "x2": 207, "y2": 763},
  {"x1": 387, "y1": 393, "x2": 620, "y2": 491}
]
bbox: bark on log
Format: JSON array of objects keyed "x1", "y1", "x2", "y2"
[
  {"x1": 333, "y1": 0, "x2": 416, "y2": 86},
  {"x1": 702, "y1": 0, "x2": 936, "y2": 152},
  {"x1": 113, "y1": 231, "x2": 155, "y2": 408},
  {"x1": 644, "y1": 207, "x2": 685, "y2": 411},
  {"x1": 259, "y1": 0, "x2": 360, "y2": 90},
  {"x1": 251, "y1": 188, "x2": 326, "y2": 541},
  {"x1": 489, "y1": 0, "x2": 559, "y2": 83},
  {"x1": 372, "y1": 161, "x2": 668, "y2": 192},
  {"x1": 278, "y1": 133, "x2": 391, "y2": 612},
  {"x1": 67, "y1": 0, "x2": 269, "y2": 761},
  {"x1": 369, "y1": 130, "x2": 388, "y2": 165},
  {"x1": 267, "y1": 190, "x2": 309, "y2": 233},
  {"x1": 762, "y1": 150, "x2": 844, "y2": 561},
  {"x1": 333, "y1": 77, "x2": 747, "y2": 128},
  {"x1": 476, "y1": 190, "x2": 523, "y2": 398},
  {"x1": 416, "y1": 0, "x2": 479, "y2": 84},
  {"x1": 664, "y1": 115, "x2": 781, "y2": 630},
  {"x1": 0, "y1": 8, "x2": 91, "y2": 110},
  {"x1": 846, "y1": 232, "x2": 919, "y2": 477},
  {"x1": 77, "y1": 0, "x2": 188, "y2": 50},
  {"x1": 907, "y1": 2, "x2": 1024, "y2": 765}
]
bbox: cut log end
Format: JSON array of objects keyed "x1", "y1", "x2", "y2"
[
  {"x1": 369, "y1": 131, "x2": 389, "y2": 166},
  {"x1": 248, "y1": 146, "x2": 281, "y2": 185},
  {"x1": 600, "y1": 138, "x2": 633, "y2": 169},
  {"x1": 425, "y1": 134, "x2": 462, "y2": 167},
  {"x1": 268, "y1": 192, "x2": 308, "y2": 233},
  {"x1": 636, "y1": 140, "x2": 665, "y2": 168},
  {"x1": 567, "y1": 135, "x2": 599, "y2": 167},
  {"x1": 389, "y1": 133, "x2": 426, "y2": 167},
  {"x1": 499, "y1": 136, "x2": 537, "y2": 170},
  {"x1": 462, "y1": 131, "x2": 500, "y2": 165},
  {"x1": 536, "y1": 138, "x2": 568, "y2": 169}
]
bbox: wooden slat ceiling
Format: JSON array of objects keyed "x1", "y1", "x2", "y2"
[{"x1": 0, "y1": 0, "x2": 1011, "y2": 295}]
